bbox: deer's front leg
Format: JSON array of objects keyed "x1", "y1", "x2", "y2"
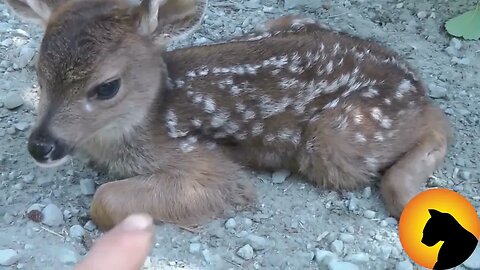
[{"x1": 90, "y1": 157, "x2": 256, "y2": 230}]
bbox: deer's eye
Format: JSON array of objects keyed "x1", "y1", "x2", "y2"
[{"x1": 94, "y1": 79, "x2": 121, "y2": 100}]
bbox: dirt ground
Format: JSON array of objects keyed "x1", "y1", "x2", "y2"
[{"x1": 0, "y1": 0, "x2": 479, "y2": 269}]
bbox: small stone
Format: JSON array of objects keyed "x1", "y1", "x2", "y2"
[
  {"x1": 463, "y1": 242, "x2": 480, "y2": 269},
  {"x1": 396, "y1": 260, "x2": 414, "y2": 270},
  {"x1": 379, "y1": 245, "x2": 392, "y2": 260},
  {"x1": 237, "y1": 244, "x2": 254, "y2": 260},
  {"x1": 450, "y1": 38, "x2": 462, "y2": 50},
  {"x1": 246, "y1": 234, "x2": 270, "y2": 250},
  {"x1": 445, "y1": 46, "x2": 458, "y2": 56},
  {"x1": 13, "y1": 183, "x2": 23, "y2": 190},
  {"x1": 3, "y1": 213, "x2": 14, "y2": 224},
  {"x1": 22, "y1": 173, "x2": 34, "y2": 183},
  {"x1": 23, "y1": 244, "x2": 34, "y2": 250},
  {"x1": 417, "y1": 11, "x2": 427, "y2": 19},
  {"x1": 3, "y1": 93, "x2": 24, "y2": 110},
  {"x1": 84, "y1": 220, "x2": 97, "y2": 231},
  {"x1": 63, "y1": 210, "x2": 72, "y2": 219},
  {"x1": 452, "y1": 57, "x2": 470, "y2": 65},
  {"x1": 16, "y1": 46, "x2": 36, "y2": 69},
  {"x1": 0, "y1": 249, "x2": 19, "y2": 266},
  {"x1": 6, "y1": 126, "x2": 16, "y2": 135},
  {"x1": 348, "y1": 198, "x2": 358, "y2": 211},
  {"x1": 314, "y1": 249, "x2": 337, "y2": 264},
  {"x1": 345, "y1": 253, "x2": 370, "y2": 263},
  {"x1": 395, "y1": 3, "x2": 404, "y2": 8},
  {"x1": 189, "y1": 243, "x2": 201, "y2": 254},
  {"x1": 69, "y1": 225, "x2": 85, "y2": 239},
  {"x1": 14, "y1": 122, "x2": 29, "y2": 131},
  {"x1": 328, "y1": 260, "x2": 359, "y2": 270},
  {"x1": 459, "y1": 170, "x2": 471, "y2": 181},
  {"x1": 384, "y1": 217, "x2": 398, "y2": 225},
  {"x1": 362, "y1": 187, "x2": 371, "y2": 198},
  {"x1": 330, "y1": 240, "x2": 344, "y2": 255},
  {"x1": 272, "y1": 170, "x2": 291, "y2": 184},
  {"x1": 79, "y1": 179, "x2": 95, "y2": 195},
  {"x1": 59, "y1": 249, "x2": 78, "y2": 264},
  {"x1": 42, "y1": 204, "x2": 64, "y2": 226},
  {"x1": 363, "y1": 210, "x2": 376, "y2": 219},
  {"x1": 339, "y1": 233, "x2": 354, "y2": 243},
  {"x1": 36, "y1": 176, "x2": 53, "y2": 187},
  {"x1": 225, "y1": 218, "x2": 237, "y2": 229},
  {"x1": 429, "y1": 85, "x2": 447, "y2": 99},
  {"x1": 243, "y1": 218, "x2": 253, "y2": 227}
]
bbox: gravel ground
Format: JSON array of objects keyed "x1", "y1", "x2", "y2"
[{"x1": 0, "y1": 0, "x2": 479, "y2": 269}]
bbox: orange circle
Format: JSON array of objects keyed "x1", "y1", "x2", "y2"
[{"x1": 399, "y1": 188, "x2": 480, "y2": 269}]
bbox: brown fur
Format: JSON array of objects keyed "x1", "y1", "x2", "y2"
[{"x1": 6, "y1": 0, "x2": 453, "y2": 230}]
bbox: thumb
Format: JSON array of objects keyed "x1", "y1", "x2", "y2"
[{"x1": 74, "y1": 213, "x2": 155, "y2": 270}]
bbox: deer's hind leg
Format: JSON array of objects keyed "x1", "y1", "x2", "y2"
[
  {"x1": 380, "y1": 104, "x2": 451, "y2": 218},
  {"x1": 90, "y1": 149, "x2": 256, "y2": 231}
]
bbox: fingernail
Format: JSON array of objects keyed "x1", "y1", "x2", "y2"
[{"x1": 118, "y1": 213, "x2": 153, "y2": 231}]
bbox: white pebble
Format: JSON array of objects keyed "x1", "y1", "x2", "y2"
[
  {"x1": 225, "y1": 218, "x2": 237, "y2": 229},
  {"x1": 345, "y1": 253, "x2": 370, "y2": 263},
  {"x1": 69, "y1": 225, "x2": 85, "y2": 239},
  {"x1": 363, "y1": 210, "x2": 376, "y2": 219},
  {"x1": 339, "y1": 233, "x2": 355, "y2": 243},
  {"x1": 450, "y1": 38, "x2": 462, "y2": 50},
  {"x1": 247, "y1": 234, "x2": 270, "y2": 250},
  {"x1": 22, "y1": 173, "x2": 34, "y2": 183},
  {"x1": 243, "y1": 218, "x2": 253, "y2": 227},
  {"x1": 41, "y1": 204, "x2": 64, "y2": 226},
  {"x1": 14, "y1": 122, "x2": 29, "y2": 131},
  {"x1": 379, "y1": 245, "x2": 392, "y2": 260},
  {"x1": 237, "y1": 244, "x2": 254, "y2": 260},
  {"x1": 328, "y1": 260, "x2": 359, "y2": 270},
  {"x1": 396, "y1": 260, "x2": 413, "y2": 270},
  {"x1": 314, "y1": 249, "x2": 337, "y2": 264},
  {"x1": 330, "y1": 240, "x2": 344, "y2": 255},
  {"x1": 362, "y1": 187, "x2": 371, "y2": 198},
  {"x1": 189, "y1": 243, "x2": 201, "y2": 254},
  {"x1": 0, "y1": 249, "x2": 19, "y2": 266},
  {"x1": 16, "y1": 46, "x2": 36, "y2": 69},
  {"x1": 84, "y1": 220, "x2": 97, "y2": 231},
  {"x1": 272, "y1": 170, "x2": 291, "y2": 184},
  {"x1": 417, "y1": 11, "x2": 427, "y2": 19},
  {"x1": 59, "y1": 249, "x2": 78, "y2": 265},
  {"x1": 3, "y1": 93, "x2": 23, "y2": 110},
  {"x1": 79, "y1": 179, "x2": 95, "y2": 195}
]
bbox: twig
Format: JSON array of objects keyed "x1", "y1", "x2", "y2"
[
  {"x1": 223, "y1": 258, "x2": 243, "y2": 269},
  {"x1": 41, "y1": 226, "x2": 64, "y2": 238},
  {"x1": 327, "y1": 12, "x2": 349, "y2": 19},
  {"x1": 283, "y1": 182, "x2": 294, "y2": 192}
]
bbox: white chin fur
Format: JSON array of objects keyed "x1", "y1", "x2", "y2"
[{"x1": 35, "y1": 155, "x2": 71, "y2": 168}]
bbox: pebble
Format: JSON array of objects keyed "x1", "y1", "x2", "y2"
[
  {"x1": 272, "y1": 170, "x2": 291, "y2": 184},
  {"x1": 84, "y1": 220, "x2": 97, "y2": 231},
  {"x1": 3, "y1": 213, "x2": 14, "y2": 224},
  {"x1": 348, "y1": 197, "x2": 358, "y2": 211},
  {"x1": 384, "y1": 217, "x2": 398, "y2": 226},
  {"x1": 22, "y1": 173, "x2": 34, "y2": 183},
  {"x1": 314, "y1": 249, "x2": 337, "y2": 264},
  {"x1": 379, "y1": 245, "x2": 392, "y2": 259},
  {"x1": 363, "y1": 210, "x2": 376, "y2": 219},
  {"x1": 79, "y1": 179, "x2": 95, "y2": 195},
  {"x1": 396, "y1": 260, "x2": 414, "y2": 270},
  {"x1": 328, "y1": 260, "x2": 359, "y2": 270},
  {"x1": 452, "y1": 57, "x2": 470, "y2": 65},
  {"x1": 36, "y1": 176, "x2": 53, "y2": 187},
  {"x1": 6, "y1": 126, "x2": 16, "y2": 135},
  {"x1": 345, "y1": 253, "x2": 370, "y2": 263},
  {"x1": 3, "y1": 93, "x2": 24, "y2": 110},
  {"x1": 69, "y1": 225, "x2": 85, "y2": 239},
  {"x1": 459, "y1": 170, "x2": 471, "y2": 181},
  {"x1": 243, "y1": 218, "x2": 253, "y2": 227},
  {"x1": 450, "y1": 38, "x2": 462, "y2": 50},
  {"x1": 246, "y1": 234, "x2": 270, "y2": 250},
  {"x1": 13, "y1": 183, "x2": 23, "y2": 190},
  {"x1": 237, "y1": 244, "x2": 254, "y2": 260},
  {"x1": 0, "y1": 249, "x2": 19, "y2": 266},
  {"x1": 63, "y1": 210, "x2": 72, "y2": 219},
  {"x1": 225, "y1": 218, "x2": 237, "y2": 229},
  {"x1": 201, "y1": 249, "x2": 222, "y2": 265},
  {"x1": 59, "y1": 249, "x2": 78, "y2": 265},
  {"x1": 16, "y1": 46, "x2": 36, "y2": 69},
  {"x1": 330, "y1": 240, "x2": 344, "y2": 255},
  {"x1": 189, "y1": 243, "x2": 201, "y2": 254},
  {"x1": 14, "y1": 122, "x2": 29, "y2": 131},
  {"x1": 417, "y1": 11, "x2": 427, "y2": 19},
  {"x1": 395, "y1": 3, "x2": 404, "y2": 8},
  {"x1": 463, "y1": 242, "x2": 480, "y2": 269},
  {"x1": 362, "y1": 187, "x2": 371, "y2": 198},
  {"x1": 429, "y1": 84, "x2": 447, "y2": 99},
  {"x1": 41, "y1": 204, "x2": 64, "y2": 226},
  {"x1": 339, "y1": 233, "x2": 355, "y2": 243}
]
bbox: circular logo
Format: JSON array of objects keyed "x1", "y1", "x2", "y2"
[{"x1": 399, "y1": 188, "x2": 479, "y2": 269}]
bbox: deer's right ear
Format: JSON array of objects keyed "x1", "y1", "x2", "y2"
[{"x1": 5, "y1": 0, "x2": 56, "y2": 27}]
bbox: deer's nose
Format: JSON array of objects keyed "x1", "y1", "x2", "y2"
[{"x1": 28, "y1": 140, "x2": 54, "y2": 161}]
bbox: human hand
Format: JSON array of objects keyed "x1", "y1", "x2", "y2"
[{"x1": 74, "y1": 213, "x2": 155, "y2": 270}]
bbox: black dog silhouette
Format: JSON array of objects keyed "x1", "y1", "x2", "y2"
[{"x1": 421, "y1": 209, "x2": 478, "y2": 269}]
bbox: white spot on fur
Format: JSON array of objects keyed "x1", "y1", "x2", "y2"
[
  {"x1": 370, "y1": 107, "x2": 383, "y2": 121},
  {"x1": 353, "y1": 110, "x2": 364, "y2": 124},
  {"x1": 191, "y1": 118, "x2": 202, "y2": 128},
  {"x1": 326, "y1": 60, "x2": 334, "y2": 74},
  {"x1": 203, "y1": 97, "x2": 216, "y2": 113},
  {"x1": 323, "y1": 98, "x2": 340, "y2": 109},
  {"x1": 374, "y1": 132, "x2": 384, "y2": 142},
  {"x1": 186, "y1": 70, "x2": 196, "y2": 77},
  {"x1": 259, "y1": 96, "x2": 292, "y2": 118},
  {"x1": 236, "y1": 103, "x2": 246, "y2": 113},
  {"x1": 211, "y1": 112, "x2": 230, "y2": 128},
  {"x1": 175, "y1": 80, "x2": 185, "y2": 88},
  {"x1": 380, "y1": 117, "x2": 393, "y2": 129},
  {"x1": 354, "y1": 133, "x2": 366, "y2": 143},
  {"x1": 365, "y1": 157, "x2": 378, "y2": 169},
  {"x1": 362, "y1": 87, "x2": 379, "y2": 98},
  {"x1": 384, "y1": 98, "x2": 392, "y2": 105},
  {"x1": 193, "y1": 93, "x2": 203, "y2": 104},
  {"x1": 225, "y1": 121, "x2": 240, "y2": 135},
  {"x1": 252, "y1": 122, "x2": 264, "y2": 136},
  {"x1": 395, "y1": 79, "x2": 414, "y2": 100},
  {"x1": 180, "y1": 136, "x2": 198, "y2": 153},
  {"x1": 244, "y1": 110, "x2": 256, "y2": 121}
]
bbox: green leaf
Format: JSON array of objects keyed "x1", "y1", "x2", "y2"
[{"x1": 445, "y1": 6, "x2": 480, "y2": 40}]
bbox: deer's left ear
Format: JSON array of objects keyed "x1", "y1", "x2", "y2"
[
  {"x1": 133, "y1": 0, "x2": 208, "y2": 45},
  {"x1": 5, "y1": 0, "x2": 61, "y2": 27}
]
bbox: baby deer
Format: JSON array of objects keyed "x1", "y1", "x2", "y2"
[{"x1": 6, "y1": 0, "x2": 452, "y2": 230}]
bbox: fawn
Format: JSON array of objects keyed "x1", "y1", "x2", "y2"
[{"x1": 6, "y1": 0, "x2": 452, "y2": 230}]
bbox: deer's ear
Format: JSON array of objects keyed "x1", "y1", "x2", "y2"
[
  {"x1": 134, "y1": 0, "x2": 207, "y2": 45},
  {"x1": 5, "y1": 0, "x2": 59, "y2": 27}
]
